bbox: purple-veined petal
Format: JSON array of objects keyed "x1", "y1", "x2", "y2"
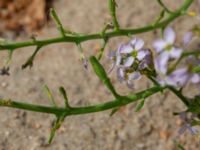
[
  {"x1": 154, "y1": 52, "x2": 169, "y2": 74},
  {"x1": 116, "y1": 54, "x2": 121, "y2": 66},
  {"x1": 128, "y1": 72, "x2": 141, "y2": 81},
  {"x1": 117, "y1": 67, "x2": 125, "y2": 82},
  {"x1": 164, "y1": 27, "x2": 176, "y2": 44},
  {"x1": 166, "y1": 68, "x2": 189, "y2": 87},
  {"x1": 138, "y1": 49, "x2": 152, "y2": 70},
  {"x1": 130, "y1": 38, "x2": 136, "y2": 46},
  {"x1": 190, "y1": 73, "x2": 200, "y2": 83},
  {"x1": 138, "y1": 61, "x2": 148, "y2": 70},
  {"x1": 178, "y1": 124, "x2": 188, "y2": 135},
  {"x1": 153, "y1": 39, "x2": 166, "y2": 53},
  {"x1": 126, "y1": 80, "x2": 134, "y2": 89},
  {"x1": 187, "y1": 125, "x2": 198, "y2": 135},
  {"x1": 165, "y1": 76, "x2": 178, "y2": 87},
  {"x1": 119, "y1": 44, "x2": 133, "y2": 54},
  {"x1": 135, "y1": 38, "x2": 144, "y2": 50},
  {"x1": 169, "y1": 47, "x2": 183, "y2": 59},
  {"x1": 183, "y1": 32, "x2": 193, "y2": 46},
  {"x1": 137, "y1": 50, "x2": 147, "y2": 61},
  {"x1": 124, "y1": 56, "x2": 135, "y2": 67}
]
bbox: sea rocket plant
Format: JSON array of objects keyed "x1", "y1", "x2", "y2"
[
  {"x1": 108, "y1": 26, "x2": 200, "y2": 138},
  {"x1": 0, "y1": 0, "x2": 199, "y2": 146}
]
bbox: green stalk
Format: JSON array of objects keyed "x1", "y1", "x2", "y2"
[
  {"x1": 0, "y1": 86, "x2": 165, "y2": 115},
  {"x1": 0, "y1": 0, "x2": 193, "y2": 51}
]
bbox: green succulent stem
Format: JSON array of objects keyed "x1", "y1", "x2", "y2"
[
  {"x1": 0, "y1": 0, "x2": 193, "y2": 51},
  {"x1": 0, "y1": 86, "x2": 165, "y2": 116}
]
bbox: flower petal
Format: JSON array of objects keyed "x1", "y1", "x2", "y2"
[
  {"x1": 135, "y1": 38, "x2": 144, "y2": 50},
  {"x1": 169, "y1": 48, "x2": 182, "y2": 59},
  {"x1": 130, "y1": 38, "x2": 136, "y2": 46},
  {"x1": 137, "y1": 50, "x2": 147, "y2": 61},
  {"x1": 166, "y1": 68, "x2": 189, "y2": 87},
  {"x1": 128, "y1": 72, "x2": 141, "y2": 81},
  {"x1": 178, "y1": 124, "x2": 187, "y2": 135},
  {"x1": 117, "y1": 67, "x2": 124, "y2": 82},
  {"x1": 164, "y1": 27, "x2": 176, "y2": 44},
  {"x1": 124, "y1": 57, "x2": 135, "y2": 67},
  {"x1": 119, "y1": 44, "x2": 133, "y2": 54},
  {"x1": 116, "y1": 55, "x2": 121, "y2": 66},
  {"x1": 154, "y1": 52, "x2": 169, "y2": 74},
  {"x1": 188, "y1": 125, "x2": 198, "y2": 135},
  {"x1": 190, "y1": 73, "x2": 200, "y2": 83},
  {"x1": 126, "y1": 80, "x2": 134, "y2": 89},
  {"x1": 153, "y1": 40, "x2": 166, "y2": 53},
  {"x1": 183, "y1": 32, "x2": 193, "y2": 46}
]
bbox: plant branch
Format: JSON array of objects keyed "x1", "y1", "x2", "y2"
[
  {"x1": 0, "y1": 86, "x2": 165, "y2": 116},
  {"x1": 156, "y1": 0, "x2": 173, "y2": 13},
  {"x1": 108, "y1": 0, "x2": 120, "y2": 30},
  {"x1": 0, "y1": 0, "x2": 193, "y2": 51}
]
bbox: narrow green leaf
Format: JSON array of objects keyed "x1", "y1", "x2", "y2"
[
  {"x1": 5, "y1": 49, "x2": 13, "y2": 66},
  {"x1": 135, "y1": 99, "x2": 145, "y2": 112},
  {"x1": 50, "y1": 8, "x2": 66, "y2": 37},
  {"x1": 44, "y1": 85, "x2": 57, "y2": 107},
  {"x1": 59, "y1": 86, "x2": 71, "y2": 109},
  {"x1": 109, "y1": 107, "x2": 120, "y2": 116},
  {"x1": 48, "y1": 115, "x2": 65, "y2": 144},
  {"x1": 193, "y1": 65, "x2": 200, "y2": 73},
  {"x1": 97, "y1": 39, "x2": 107, "y2": 61},
  {"x1": 22, "y1": 46, "x2": 41, "y2": 69},
  {"x1": 89, "y1": 56, "x2": 120, "y2": 98},
  {"x1": 153, "y1": 9, "x2": 165, "y2": 25}
]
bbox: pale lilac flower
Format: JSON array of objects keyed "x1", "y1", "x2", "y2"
[
  {"x1": 178, "y1": 112, "x2": 198, "y2": 136},
  {"x1": 157, "y1": 67, "x2": 200, "y2": 88},
  {"x1": 117, "y1": 67, "x2": 141, "y2": 88},
  {"x1": 118, "y1": 38, "x2": 148, "y2": 67},
  {"x1": 138, "y1": 49, "x2": 153, "y2": 70},
  {"x1": 154, "y1": 52, "x2": 169, "y2": 75},
  {"x1": 165, "y1": 68, "x2": 190, "y2": 87},
  {"x1": 109, "y1": 38, "x2": 152, "y2": 88},
  {"x1": 153, "y1": 27, "x2": 183, "y2": 60}
]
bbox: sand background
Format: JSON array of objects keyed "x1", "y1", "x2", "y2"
[{"x1": 0, "y1": 0, "x2": 200, "y2": 149}]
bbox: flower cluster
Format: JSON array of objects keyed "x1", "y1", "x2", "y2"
[
  {"x1": 178, "y1": 112, "x2": 199, "y2": 136},
  {"x1": 108, "y1": 26, "x2": 200, "y2": 137},
  {"x1": 153, "y1": 27, "x2": 200, "y2": 88},
  {"x1": 109, "y1": 27, "x2": 200, "y2": 89},
  {"x1": 109, "y1": 38, "x2": 153, "y2": 88}
]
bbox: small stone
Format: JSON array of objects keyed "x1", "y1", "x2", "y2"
[
  {"x1": 1, "y1": 82, "x2": 8, "y2": 88},
  {"x1": 159, "y1": 130, "x2": 171, "y2": 139}
]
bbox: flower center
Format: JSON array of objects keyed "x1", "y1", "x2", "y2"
[
  {"x1": 165, "y1": 44, "x2": 173, "y2": 51},
  {"x1": 131, "y1": 50, "x2": 138, "y2": 58}
]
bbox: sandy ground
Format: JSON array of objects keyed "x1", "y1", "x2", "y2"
[{"x1": 0, "y1": 0, "x2": 200, "y2": 150}]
